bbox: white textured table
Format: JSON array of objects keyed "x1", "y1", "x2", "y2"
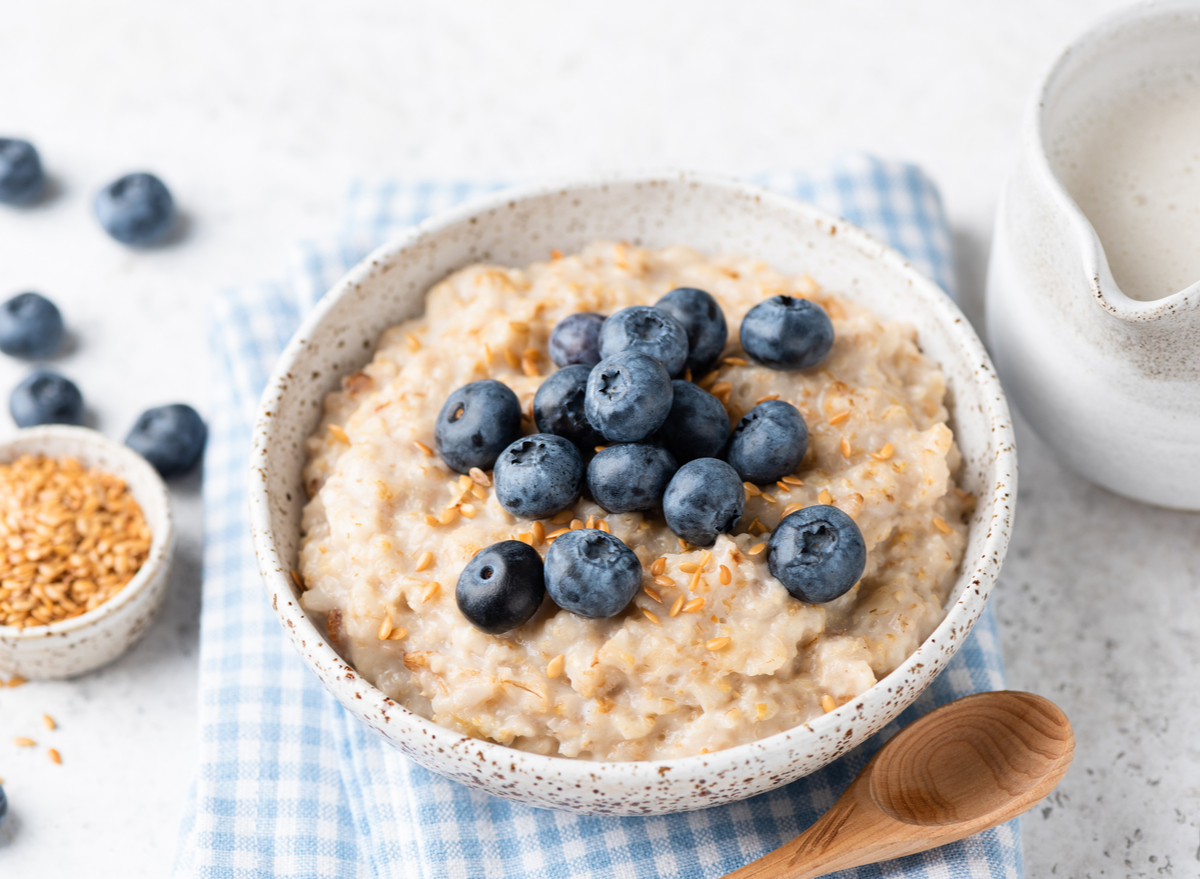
[{"x1": 1, "y1": 2, "x2": 1196, "y2": 876}]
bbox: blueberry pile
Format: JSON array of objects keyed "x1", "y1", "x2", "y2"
[
  {"x1": 1, "y1": 136, "x2": 203, "y2": 477},
  {"x1": 443, "y1": 285, "x2": 870, "y2": 634}
]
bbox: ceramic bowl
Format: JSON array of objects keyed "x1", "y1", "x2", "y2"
[
  {"x1": 250, "y1": 172, "x2": 1016, "y2": 815},
  {"x1": 0, "y1": 425, "x2": 173, "y2": 679}
]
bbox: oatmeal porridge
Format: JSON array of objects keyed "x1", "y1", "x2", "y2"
[{"x1": 297, "y1": 241, "x2": 971, "y2": 761}]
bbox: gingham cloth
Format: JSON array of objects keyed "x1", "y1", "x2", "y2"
[{"x1": 174, "y1": 155, "x2": 1022, "y2": 879}]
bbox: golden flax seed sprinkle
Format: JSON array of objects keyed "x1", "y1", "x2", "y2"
[
  {"x1": 47, "y1": 748, "x2": 62, "y2": 765},
  {"x1": 42, "y1": 714, "x2": 56, "y2": 731},
  {"x1": 0, "y1": 454, "x2": 152, "y2": 630}
]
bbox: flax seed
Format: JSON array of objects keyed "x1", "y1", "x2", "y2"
[
  {"x1": 828, "y1": 410, "x2": 850, "y2": 426},
  {"x1": 290, "y1": 569, "x2": 304, "y2": 589},
  {"x1": 421, "y1": 582, "x2": 441, "y2": 603},
  {"x1": 518, "y1": 532, "x2": 534, "y2": 546},
  {"x1": 531, "y1": 521, "x2": 546, "y2": 544},
  {"x1": 678, "y1": 562, "x2": 700, "y2": 574},
  {"x1": 569, "y1": 519, "x2": 584, "y2": 531},
  {"x1": 387, "y1": 627, "x2": 408, "y2": 641},
  {"x1": 42, "y1": 714, "x2": 56, "y2": 731},
  {"x1": 415, "y1": 551, "x2": 434, "y2": 572},
  {"x1": 14, "y1": 737, "x2": 35, "y2": 747},
  {"x1": 722, "y1": 357, "x2": 748, "y2": 367},
  {"x1": 669, "y1": 595, "x2": 684, "y2": 617},
  {"x1": 782, "y1": 502, "x2": 804, "y2": 517},
  {"x1": 840, "y1": 435, "x2": 852, "y2": 457},
  {"x1": 653, "y1": 575, "x2": 673, "y2": 588},
  {"x1": 650, "y1": 557, "x2": 666, "y2": 576},
  {"x1": 719, "y1": 565, "x2": 732, "y2": 585},
  {"x1": 585, "y1": 514, "x2": 596, "y2": 530},
  {"x1": 761, "y1": 492, "x2": 777, "y2": 504},
  {"x1": 459, "y1": 504, "x2": 477, "y2": 519},
  {"x1": 414, "y1": 440, "x2": 434, "y2": 457},
  {"x1": 546, "y1": 654, "x2": 565, "y2": 679},
  {"x1": 551, "y1": 510, "x2": 574, "y2": 525},
  {"x1": 682, "y1": 597, "x2": 705, "y2": 613},
  {"x1": 378, "y1": 616, "x2": 394, "y2": 640},
  {"x1": 706, "y1": 637, "x2": 730, "y2": 651},
  {"x1": 468, "y1": 467, "x2": 492, "y2": 486},
  {"x1": 503, "y1": 347, "x2": 521, "y2": 369},
  {"x1": 933, "y1": 516, "x2": 954, "y2": 534},
  {"x1": 643, "y1": 585, "x2": 662, "y2": 603},
  {"x1": 327, "y1": 424, "x2": 350, "y2": 444},
  {"x1": 743, "y1": 482, "x2": 762, "y2": 497},
  {"x1": 821, "y1": 694, "x2": 837, "y2": 713},
  {"x1": 753, "y1": 393, "x2": 780, "y2": 406},
  {"x1": 424, "y1": 514, "x2": 440, "y2": 526},
  {"x1": 642, "y1": 608, "x2": 661, "y2": 625},
  {"x1": 47, "y1": 748, "x2": 61, "y2": 765},
  {"x1": 546, "y1": 527, "x2": 570, "y2": 539},
  {"x1": 870, "y1": 442, "x2": 895, "y2": 461},
  {"x1": 818, "y1": 489, "x2": 833, "y2": 505},
  {"x1": 782, "y1": 475, "x2": 804, "y2": 486},
  {"x1": 748, "y1": 542, "x2": 767, "y2": 556}
]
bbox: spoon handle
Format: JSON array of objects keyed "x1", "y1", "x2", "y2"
[{"x1": 723, "y1": 769, "x2": 920, "y2": 879}]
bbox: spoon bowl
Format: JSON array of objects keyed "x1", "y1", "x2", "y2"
[{"x1": 727, "y1": 691, "x2": 1073, "y2": 879}]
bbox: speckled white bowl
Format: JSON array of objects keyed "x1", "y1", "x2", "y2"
[
  {"x1": 0, "y1": 425, "x2": 173, "y2": 680},
  {"x1": 250, "y1": 172, "x2": 1016, "y2": 815}
]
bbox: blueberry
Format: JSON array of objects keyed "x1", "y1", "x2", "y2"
[
  {"x1": 724, "y1": 399, "x2": 808, "y2": 484},
  {"x1": 662, "y1": 458, "x2": 744, "y2": 546},
  {"x1": 533, "y1": 365, "x2": 602, "y2": 450},
  {"x1": 0, "y1": 292, "x2": 63, "y2": 358},
  {"x1": 584, "y1": 351, "x2": 673, "y2": 443},
  {"x1": 125, "y1": 404, "x2": 207, "y2": 478},
  {"x1": 587, "y1": 443, "x2": 678, "y2": 513},
  {"x1": 0, "y1": 139, "x2": 45, "y2": 205},
  {"x1": 435, "y1": 380, "x2": 522, "y2": 474},
  {"x1": 94, "y1": 172, "x2": 175, "y2": 246},
  {"x1": 456, "y1": 540, "x2": 545, "y2": 634},
  {"x1": 544, "y1": 528, "x2": 641, "y2": 618},
  {"x1": 494, "y1": 433, "x2": 583, "y2": 519},
  {"x1": 10, "y1": 370, "x2": 84, "y2": 428},
  {"x1": 0, "y1": 781, "x2": 6, "y2": 828},
  {"x1": 740, "y1": 296, "x2": 834, "y2": 370},
  {"x1": 549, "y1": 312, "x2": 605, "y2": 368},
  {"x1": 658, "y1": 380, "x2": 728, "y2": 465},
  {"x1": 655, "y1": 287, "x2": 728, "y2": 375},
  {"x1": 768, "y1": 505, "x2": 866, "y2": 603},
  {"x1": 599, "y1": 306, "x2": 689, "y2": 377}
]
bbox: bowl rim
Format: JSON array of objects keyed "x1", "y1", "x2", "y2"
[
  {"x1": 250, "y1": 169, "x2": 1016, "y2": 783},
  {"x1": 0, "y1": 424, "x2": 174, "y2": 640}
]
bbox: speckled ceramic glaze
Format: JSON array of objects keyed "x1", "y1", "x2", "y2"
[
  {"x1": 250, "y1": 173, "x2": 1016, "y2": 815},
  {"x1": 0, "y1": 425, "x2": 173, "y2": 680}
]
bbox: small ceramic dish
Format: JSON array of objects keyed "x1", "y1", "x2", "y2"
[
  {"x1": 0, "y1": 425, "x2": 173, "y2": 680},
  {"x1": 250, "y1": 172, "x2": 1016, "y2": 815}
]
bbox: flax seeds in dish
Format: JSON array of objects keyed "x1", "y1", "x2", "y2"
[
  {"x1": 0, "y1": 455, "x2": 152, "y2": 630},
  {"x1": 298, "y1": 242, "x2": 971, "y2": 762}
]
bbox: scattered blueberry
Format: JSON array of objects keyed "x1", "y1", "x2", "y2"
[
  {"x1": 0, "y1": 139, "x2": 45, "y2": 205},
  {"x1": 655, "y1": 287, "x2": 728, "y2": 375},
  {"x1": 94, "y1": 172, "x2": 175, "y2": 246},
  {"x1": 658, "y1": 380, "x2": 728, "y2": 465},
  {"x1": 740, "y1": 296, "x2": 834, "y2": 370},
  {"x1": 768, "y1": 505, "x2": 866, "y2": 603},
  {"x1": 494, "y1": 433, "x2": 583, "y2": 519},
  {"x1": 599, "y1": 305, "x2": 689, "y2": 377},
  {"x1": 533, "y1": 365, "x2": 602, "y2": 450},
  {"x1": 435, "y1": 380, "x2": 522, "y2": 474},
  {"x1": 724, "y1": 399, "x2": 808, "y2": 484},
  {"x1": 662, "y1": 458, "x2": 744, "y2": 547},
  {"x1": 9, "y1": 369, "x2": 84, "y2": 428},
  {"x1": 0, "y1": 781, "x2": 6, "y2": 828},
  {"x1": 544, "y1": 528, "x2": 641, "y2": 618},
  {"x1": 456, "y1": 540, "x2": 546, "y2": 634},
  {"x1": 584, "y1": 351, "x2": 673, "y2": 443},
  {"x1": 125, "y1": 403, "x2": 207, "y2": 478},
  {"x1": 549, "y1": 312, "x2": 605, "y2": 368},
  {"x1": 587, "y1": 443, "x2": 678, "y2": 513},
  {"x1": 0, "y1": 292, "x2": 63, "y2": 359}
]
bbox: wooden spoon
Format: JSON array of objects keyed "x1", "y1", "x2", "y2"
[{"x1": 725, "y1": 690, "x2": 1074, "y2": 879}]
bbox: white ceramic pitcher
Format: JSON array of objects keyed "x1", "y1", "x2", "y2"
[{"x1": 987, "y1": 1, "x2": 1200, "y2": 511}]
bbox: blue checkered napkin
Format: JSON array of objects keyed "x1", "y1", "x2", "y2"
[{"x1": 174, "y1": 155, "x2": 1022, "y2": 879}]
